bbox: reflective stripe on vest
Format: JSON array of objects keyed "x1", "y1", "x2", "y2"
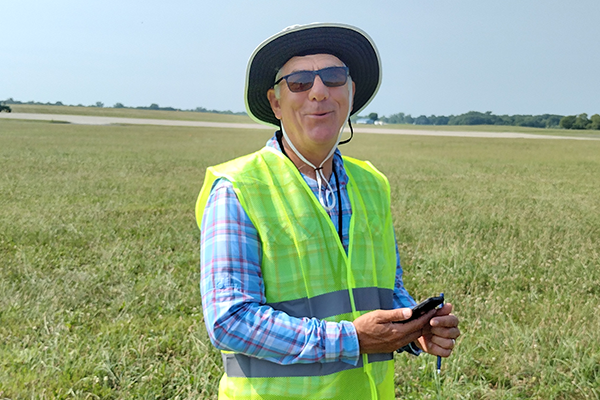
[
  {"x1": 223, "y1": 352, "x2": 394, "y2": 378},
  {"x1": 268, "y1": 287, "x2": 394, "y2": 319}
]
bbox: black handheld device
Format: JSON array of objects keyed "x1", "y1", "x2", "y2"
[{"x1": 393, "y1": 294, "x2": 444, "y2": 324}]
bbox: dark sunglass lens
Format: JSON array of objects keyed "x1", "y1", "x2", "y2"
[
  {"x1": 287, "y1": 71, "x2": 315, "y2": 92},
  {"x1": 321, "y1": 67, "x2": 348, "y2": 87}
]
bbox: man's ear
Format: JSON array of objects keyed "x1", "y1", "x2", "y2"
[{"x1": 267, "y1": 89, "x2": 282, "y2": 120}]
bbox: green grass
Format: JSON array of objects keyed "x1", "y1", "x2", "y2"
[{"x1": 1, "y1": 118, "x2": 599, "y2": 399}]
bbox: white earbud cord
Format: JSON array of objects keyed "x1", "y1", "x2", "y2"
[{"x1": 280, "y1": 77, "x2": 353, "y2": 211}]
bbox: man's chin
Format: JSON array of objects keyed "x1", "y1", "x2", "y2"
[{"x1": 305, "y1": 129, "x2": 341, "y2": 148}]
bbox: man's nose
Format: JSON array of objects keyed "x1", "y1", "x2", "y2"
[{"x1": 308, "y1": 75, "x2": 330, "y2": 101}]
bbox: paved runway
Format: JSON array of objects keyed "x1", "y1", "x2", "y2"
[{"x1": 2, "y1": 112, "x2": 598, "y2": 141}]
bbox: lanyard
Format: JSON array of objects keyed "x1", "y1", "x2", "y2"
[{"x1": 276, "y1": 131, "x2": 344, "y2": 244}]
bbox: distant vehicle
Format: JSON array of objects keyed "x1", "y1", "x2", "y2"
[
  {"x1": 0, "y1": 104, "x2": 11, "y2": 113},
  {"x1": 356, "y1": 118, "x2": 375, "y2": 124}
]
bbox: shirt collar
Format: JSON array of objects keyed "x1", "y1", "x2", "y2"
[{"x1": 266, "y1": 132, "x2": 348, "y2": 188}]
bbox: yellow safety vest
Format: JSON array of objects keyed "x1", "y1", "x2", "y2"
[{"x1": 196, "y1": 146, "x2": 398, "y2": 399}]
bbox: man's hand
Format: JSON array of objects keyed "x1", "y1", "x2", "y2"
[
  {"x1": 353, "y1": 307, "x2": 437, "y2": 354},
  {"x1": 415, "y1": 303, "x2": 460, "y2": 357}
]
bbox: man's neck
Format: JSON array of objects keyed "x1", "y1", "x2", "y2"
[{"x1": 281, "y1": 136, "x2": 334, "y2": 181}]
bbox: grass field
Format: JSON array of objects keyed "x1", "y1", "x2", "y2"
[{"x1": 1, "y1": 114, "x2": 599, "y2": 399}]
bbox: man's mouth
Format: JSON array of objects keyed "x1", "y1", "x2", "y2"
[{"x1": 309, "y1": 111, "x2": 332, "y2": 117}]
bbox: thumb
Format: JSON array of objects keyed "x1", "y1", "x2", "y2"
[{"x1": 392, "y1": 307, "x2": 413, "y2": 322}]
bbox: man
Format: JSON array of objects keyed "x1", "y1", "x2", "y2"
[{"x1": 196, "y1": 23, "x2": 460, "y2": 399}]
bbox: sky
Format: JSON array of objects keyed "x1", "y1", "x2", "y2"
[{"x1": 2, "y1": 0, "x2": 600, "y2": 118}]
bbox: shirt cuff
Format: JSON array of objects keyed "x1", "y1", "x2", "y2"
[
  {"x1": 398, "y1": 341, "x2": 422, "y2": 356},
  {"x1": 326, "y1": 320, "x2": 360, "y2": 366}
]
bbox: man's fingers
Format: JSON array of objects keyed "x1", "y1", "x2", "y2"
[
  {"x1": 419, "y1": 335, "x2": 457, "y2": 357},
  {"x1": 415, "y1": 304, "x2": 461, "y2": 358},
  {"x1": 429, "y1": 335, "x2": 457, "y2": 350},
  {"x1": 430, "y1": 313, "x2": 459, "y2": 328},
  {"x1": 354, "y1": 308, "x2": 436, "y2": 353},
  {"x1": 430, "y1": 324, "x2": 461, "y2": 338},
  {"x1": 428, "y1": 343, "x2": 454, "y2": 358},
  {"x1": 433, "y1": 303, "x2": 453, "y2": 317}
]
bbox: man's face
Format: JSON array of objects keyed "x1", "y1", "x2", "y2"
[{"x1": 267, "y1": 54, "x2": 355, "y2": 158}]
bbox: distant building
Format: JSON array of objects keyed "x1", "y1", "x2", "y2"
[{"x1": 356, "y1": 118, "x2": 375, "y2": 124}]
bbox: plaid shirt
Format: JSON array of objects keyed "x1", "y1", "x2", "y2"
[{"x1": 200, "y1": 134, "x2": 417, "y2": 366}]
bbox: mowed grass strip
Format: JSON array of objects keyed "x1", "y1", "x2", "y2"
[{"x1": 0, "y1": 119, "x2": 598, "y2": 399}]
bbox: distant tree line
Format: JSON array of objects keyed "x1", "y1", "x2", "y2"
[
  {"x1": 559, "y1": 113, "x2": 600, "y2": 130},
  {"x1": 356, "y1": 110, "x2": 600, "y2": 130},
  {"x1": 378, "y1": 111, "x2": 566, "y2": 129},
  {"x1": 1, "y1": 98, "x2": 246, "y2": 116}
]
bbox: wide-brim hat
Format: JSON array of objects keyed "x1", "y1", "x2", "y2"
[{"x1": 245, "y1": 22, "x2": 382, "y2": 128}]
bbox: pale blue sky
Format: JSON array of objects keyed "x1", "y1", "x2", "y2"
[{"x1": 2, "y1": 1, "x2": 599, "y2": 117}]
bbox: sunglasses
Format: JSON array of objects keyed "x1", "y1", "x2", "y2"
[{"x1": 274, "y1": 66, "x2": 350, "y2": 93}]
